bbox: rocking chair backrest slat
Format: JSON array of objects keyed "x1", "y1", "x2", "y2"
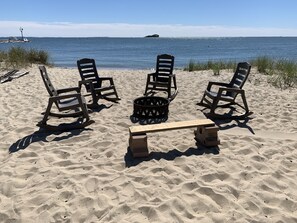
[{"x1": 38, "y1": 65, "x2": 58, "y2": 97}]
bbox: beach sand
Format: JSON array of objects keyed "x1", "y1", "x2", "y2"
[{"x1": 0, "y1": 65, "x2": 296, "y2": 222}]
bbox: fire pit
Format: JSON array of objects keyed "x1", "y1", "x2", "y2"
[{"x1": 133, "y1": 96, "x2": 169, "y2": 119}]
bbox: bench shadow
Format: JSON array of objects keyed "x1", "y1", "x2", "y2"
[
  {"x1": 9, "y1": 127, "x2": 93, "y2": 154},
  {"x1": 124, "y1": 144, "x2": 220, "y2": 168}
]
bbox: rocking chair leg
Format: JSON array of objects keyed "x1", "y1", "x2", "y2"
[
  {"x1": 241, "y1": 91, "x2": 249, "y2": 115},
  {"x1": 167, "y1": 83, "x2": 171, "y2": 99},
  {"x1": 210, "y1": 98, "x2": 219, "y2": 115},
  {"x1": 41, "y1": 99, "x2": 54, "y2": 124},
  {"x1": 144, "y1": 75, "x2": 151, "y2": 96},
  {"x1": 78, "y1": 96, "x2": 90, "y2": 121}
]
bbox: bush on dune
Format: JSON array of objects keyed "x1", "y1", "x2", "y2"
[
  {"x1": 185, "y1": 57, "x2": 297, "y2": 89},
  {"x1": 0, "y1": 46, "x2": 50, "y2": 69}
]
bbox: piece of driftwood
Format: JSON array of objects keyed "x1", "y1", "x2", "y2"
[{"x1": 0, "y1": 70, "x2": 29, "y2": 83}]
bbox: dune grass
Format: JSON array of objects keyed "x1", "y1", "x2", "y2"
[
  {"x1": 185, "y1": 57, "x2": 297, "y2": 88},
  {"x1": 0, "y1": 46, "x2": 50, "y2": 69},
  {"x1": 185, "y1": 60, "x2": 237, "y2": 75},
  {"x1": 252, "y1": 57, "x2": 297, "y2": 88}
]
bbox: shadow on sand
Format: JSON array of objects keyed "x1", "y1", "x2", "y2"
[
  {"x1": 9, "y1": 127, "x2": 93, "y2": 154},
  {"x1": 199, "y1": 107, "x2": 255, "y2": 135},
  {"x1": 124, "y1": 144, "x2": 220, "y2": 168},
  {"x1": 9, "y1": 103, "x2": 113, "y2": 154}
]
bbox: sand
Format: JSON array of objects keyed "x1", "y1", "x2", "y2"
[{"x1": 0, "y1": 65, "x2": 296, "y2": 222}]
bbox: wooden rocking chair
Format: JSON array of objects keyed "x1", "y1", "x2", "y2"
[
  {"x1": 37, "y1": 66, "x2": 94, "y2": 130},
  {"x1": 77, "y1": 58, "x2": 120, "y2": 108},
  {"x1": 144, "y1": 54, "x2": 178, "y2": 101},
  {"x1": 198, "y1": 62, "x2": 252, "y2": 119}
]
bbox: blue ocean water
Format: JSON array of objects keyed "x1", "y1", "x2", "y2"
[{"x1": 1, "y1": 37, "x2": 297, "y2": 69}]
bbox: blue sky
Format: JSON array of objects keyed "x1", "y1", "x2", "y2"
[{"x1": 1, "y1": 0, "x2": 297, "y2": 37}]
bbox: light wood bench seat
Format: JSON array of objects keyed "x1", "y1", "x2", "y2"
[{"x1": 129, "y1": 119, "x2": 220, "y2": 157}]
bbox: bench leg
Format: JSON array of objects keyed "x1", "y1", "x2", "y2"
[
  {"x1": 194, "y1": 125, "x2": 220, "y2": 147},
  {"x1": 129, "y1": 134, "x2": 149, "y2": 158}
]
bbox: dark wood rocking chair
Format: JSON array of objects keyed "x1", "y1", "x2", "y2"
[
  {"x1": 37, "y1": 66, "x2": 94, "y2": 131},
  {"x1": 77, "y1": 58, "x2": 120, "y2": 108},
  {"x1": 144, "y1": 54, "x2": 178, "y2": 101},
  {"x1": 197, "y1": 62, "x2": 252, "y2": 119}
]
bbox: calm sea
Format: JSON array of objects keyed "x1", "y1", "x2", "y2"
[{"x1": 1, "y1": 37, "x2": 297, "y2": 69}]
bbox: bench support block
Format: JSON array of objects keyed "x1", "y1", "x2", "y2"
[
  {"x1": 194, "y1": 125, "x2": 220, "y2": 147},
  {"x1": 129, "y1": 134, "x2": 149, "y2": 158}
]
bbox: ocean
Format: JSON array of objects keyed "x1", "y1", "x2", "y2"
[{"x1": 1, "y1": 37, "x2": 297, "y2": 69}]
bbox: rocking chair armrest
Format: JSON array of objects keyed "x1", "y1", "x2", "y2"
[
  {"x1": 217, "y1": 87, "x2": 245, "y2": 95},
  {"x1": 147, "y1": 72, "x2": 156, "y2": 77},
  {"x1": 207, "y1": 81, "x2": 230, "y2": 91},
  {"x1": 79, "y1": 79, "x2": 92, "y2": 88},
  {"x1": 146, "y1": 72, "x2": 157, "y2": 81},
  {"x1": 79, "y1": 79, "x2": 96, "y2": 91},
  {"x1": 49, "y1": 93, "x2": 82, "y2": 102},
  {"x1": 57, "y1": 87, "x2": 80, "y2": 94},
  {"x1": 99, "y1": 77, "x2": 115, "y2": 85}
]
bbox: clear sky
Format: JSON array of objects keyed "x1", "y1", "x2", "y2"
[{"x1": 1, "y1": 0, "x2": 297, "y2": 37}]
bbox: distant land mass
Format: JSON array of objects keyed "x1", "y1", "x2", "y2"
[{"x1": 145, "y1": 34, "x2": 159, "y2": 38}]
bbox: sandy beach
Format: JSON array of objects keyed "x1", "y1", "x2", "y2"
[{"x1": 0, "y1": 65, "x2": 296, "y2": 222}]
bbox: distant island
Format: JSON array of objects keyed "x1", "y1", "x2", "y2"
[{"x1": 145, "y1": 34, "x2": 159, "y2": 38}]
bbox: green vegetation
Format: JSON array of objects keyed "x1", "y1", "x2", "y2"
[
  {"x1": 185, "y1": 60, "x2": 236, "y2": 75},
  {"x1": 185, "y1": 57, "x2": 297, "y2": 89},
  {"x1": 252, "y1": 57, "x2": 297, "y2": 88},
  {"x1": 0, "y1": 46, "x2": 50, "y2": 69}
]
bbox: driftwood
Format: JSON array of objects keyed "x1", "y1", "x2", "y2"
[{"x1": 0, "y1": 70, "x2": 29, "y2": 83}]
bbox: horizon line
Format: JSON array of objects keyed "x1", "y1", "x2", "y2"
[{"x1": 1, "y1": 36, "x2": 297, "y2": 38}]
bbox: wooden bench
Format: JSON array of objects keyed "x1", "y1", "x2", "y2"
[{"x1": 129, "y1": 119, "x2": 220, "y2": 157}]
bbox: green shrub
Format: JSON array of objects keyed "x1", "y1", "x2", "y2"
[
  {"x1": 252, "y1": 56, "x2": 274, "y2": 75},
  {"x1": 271, "y1": 60, "x2": 297, "y2": 88},
  {"x1": 0, "y1": 47, "x2": 50, "y2": 69},
  {"x1": 27, "y1": 49, "x2": 49, "y2": 64},
  {"x1": 0, "y1": 51, "x2": 7, "y2": 62},
  {"x1": 7, "y1": 47, "x2": 27, "y2": 67},
  {"x1": 185, "y1": 57, "x2": 296, "y2": 88},
  {"x1": 184, "y1": 60, "x2": 236, "y2": 75}
]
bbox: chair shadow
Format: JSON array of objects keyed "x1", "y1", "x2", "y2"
[
  {"x1": 124, "y1": 144, "x2": 220, "y2": 168},
  {"x1": 214, "y1": 117, "x2": 255, "y2": 134},
  {"x1": 9, "y1": 127, "x2": 92, "y2": 154},
  {"x1": 130, "y1": 115, "x2": 168, "y2": 125},
  {"x1": 10, "y1": 102, "x2": 112, "y2": 154},
  {"x1": 88, "y1": 103, "x2": 113, "y2": 113},
  {"x1": 200, "y1": 107, "x2": 255, "y2": 135}
]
